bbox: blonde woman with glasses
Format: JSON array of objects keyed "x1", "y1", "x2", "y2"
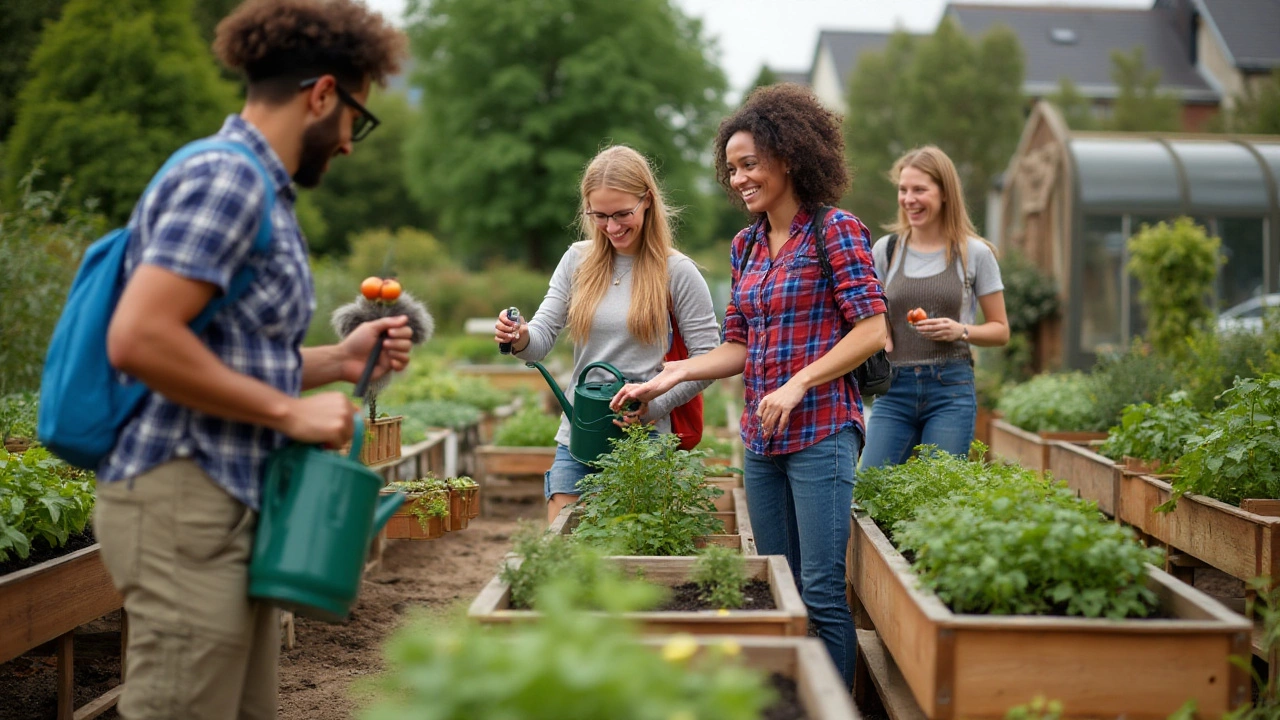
[{"x1": 493, "y1": 145, "x2": 720, "y2": 523}]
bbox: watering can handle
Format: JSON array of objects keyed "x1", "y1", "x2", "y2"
[
  {"x1": 347, "y1": 413, "x2": 365, "y2": 462},
  {"x1": 578, "y1": 361, "x2": 628, "y2": 386}
]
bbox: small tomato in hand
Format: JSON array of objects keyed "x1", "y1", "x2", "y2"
[
  {"x1": 907, "y1": 308, "x2": 928, "y2": 324},
  {"x1": 360, "y1": 276, "x2": 384, "y2": 300},
  {"x1": 380, "y1": 279, "x2": 402, "y2": 301}
]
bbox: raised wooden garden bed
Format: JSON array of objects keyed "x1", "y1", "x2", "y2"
[
  {"x1": 470, "y1": 554, "x2": 807, "y2": 636},
  {"x1": 547, "y1": 491, "x2": 756, "y2": 555},
  {"x1": 475, "y1": 445, "x2": 556, "y2": 511},
  {"x1": 1046, "y1": 440, "x2": 1120, "y2": 518},
  {"x1": 846, "y1": 512, "x2": 1251, "y2": 718},
  {"x1": 988, "y1": 419, "x2": 1105, "y2": 473}
]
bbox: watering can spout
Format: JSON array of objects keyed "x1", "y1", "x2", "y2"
[
  {"x1": 526, "y1": 361, "x2": 573, "y2": 418},
  {"x1": 371, "y1": 491, "x2": 405, "y2": 540}
]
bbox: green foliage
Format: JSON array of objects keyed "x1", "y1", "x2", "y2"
[
  {"x1": 1221, "y1": 576, "x2": 1280, "y2": 719},
  {"x1": 1098, "y1": 391, "x2": 1203, "y2": 470},
  {"x1": 362, "y1": 577, "x2": 772, "y2": 720},
  {"x1": 304, "y1": 92, "x2": 433, "y2": 256},
  {"x1": 993, "y1": 249, "x2": 1060, "y2": 381},
  {"x1": 694, "y1": 434, "x2": 733, "y2": 460},
  {"x1": 6, "y1": 0, "x2": 238, "y2": 222},
  {"x1": 0, "y1": 446, "x2": 95, "y2": 561},
  {"x1": 499, "y1": 522, "x2": 644, "y2": 611},
  {"x1": 855, "y1": 446, "x2": 1006, "y2": 535},
  {"x1": 1223, "y1": 69, "x2": 1280, "y2": 135},
  {"x1": 403, "y1": 0, "x2": 727, "y2": 268},
  {"x1": 574, "y1": 423, "x2": 723, "y2": 556},
  {"x1": 1047, "y1": 77, "x2": 1097, "y2": 130},
  {"x1": 995, "y1": 373, "x2": 1103, "y2": 433},
  {"x1": 1166, "y1": 375, "x2": 1280, "y2": 509},
  {"x1": 1176, "y1": 324, "x2": 1280, "y2": 412},
  {"x1": 1086, "y1": 344, "x2": 1181, "y2": 430},
  {"x1": 1106, "y1": 48, "x2": 1182, "y2": 133},
  {"x1": 0, "y1": 1, "x2": 69, "y2": 142},
  {"x1": 380, "y1": 355, "x2": 510, "y2": 412},
  {"x1": 1004, "y1": 696, "x2": 1064, "y2": 720},
  {"x1": 395, "y1": 400, "x2": 482, "y2": 437},
  {"x1": 0, "y1": 168, "x2": 106, "y2": 394},
  {"x1": 493, "y1": 406, "x2": 560, "y2": 448},
  {"x1": 387, "y1": 477, "x2": 449, "y2": 530},
  {"x1": 1127, "y1": 217, "x2": 1221, "y2": 357},
  {"x1": 1, "y1": 393, "x2": 39, "y2": 442},
  {"x1": 690, "y1": 545, "x2": 747, "y2": 610},
  {"x1": 702, "y1": 381, "x2": 733, "y2": 429},
  {"x1": 843, "y1": 20, "x2": 1024, "y2": 233},
  {"x1": 896, "y1": 472, "x2": 1161, "y2": 618}
]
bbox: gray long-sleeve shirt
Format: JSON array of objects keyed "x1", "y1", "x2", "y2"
[{"x1": 515, "y1": 241, "x2": 720, "y2": 447}]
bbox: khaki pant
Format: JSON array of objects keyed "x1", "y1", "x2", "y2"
[{"x1": 95, "y1": 461, "x2": 279, "y2": 720}]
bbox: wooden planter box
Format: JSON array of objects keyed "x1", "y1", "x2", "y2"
[
  {"x1": 1118, "y1": 473, "x2": 1280, "y2": 587},
  {"x1": 1046, "y1": 440, "x2": 1121, "y2": 518},
  {"x1": 548, "y1": 495, "x2": 756, "y2": 555},
  {"x1": 470, "y1": 554, "x2": 807, "y2": 636},
  {"x1": 847, "y1": 513, "x2": 1251, "y2": 719},
  {"x1": 342, "y1": 415, "x2": 402, "y2": 466},
  {"x1": 476, "y1": 445, "x2": 557, "y2": 508},
  {"x1": 988, "y1": 419, "x2": 1106, "y2": 473},
  {"x1": 0, "y1": 544, "x2": 123, "y2": 664},
  {"x1": 446, "y1": 487, "x2": 479, "y2": 531},
  {"x1": 382, "y1": 491, "x2": 447, "y2": 540}
]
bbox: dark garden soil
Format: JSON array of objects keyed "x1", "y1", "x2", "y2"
[
  {"x1": 658, "y1": 579, "x2": 776, "y2": 612},
  {"x1": 763, "y1": 673, "x2": 807, "y2": 720},
  {"x1": 0, "y1": 529, "x2": 96, "y2": 577}
]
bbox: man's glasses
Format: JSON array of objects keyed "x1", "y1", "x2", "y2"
[
  {"x1": 298, "y1": 77, "x2": 380, "y2": 142},
  {"x1": 585, "y1": 197, "x2": 646, "y2": 226}
]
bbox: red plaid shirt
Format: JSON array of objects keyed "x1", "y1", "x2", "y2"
[{"x1": 723, "y1": 206, "x2": 886, "y2": 457}]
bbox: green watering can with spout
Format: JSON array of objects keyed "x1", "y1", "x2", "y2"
[
  {"x1": 526, "y1": 360, "x2": 633, "y2": 465},
  {"x1": 248, "y1": 414, "x2": 403, "y2": 622}
]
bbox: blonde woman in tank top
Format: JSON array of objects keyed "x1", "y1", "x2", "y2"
[{"x1": 860, "y1": 146, "x2": 1010, "y2": 469}]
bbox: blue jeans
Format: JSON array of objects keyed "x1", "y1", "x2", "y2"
[
  {"x1": 744, "y1": 427, "x2": 859, "y2": 687},
  {"x1": 543, "y1": 444, "x2": 597, "y2": 499},
  {"x1": 861, "y1": 360, "x2": 976, "y2": 469}
]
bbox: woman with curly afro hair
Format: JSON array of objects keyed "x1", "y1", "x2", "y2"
[{"x1": 613, "y1": 83, "x2": 886, "y2": 685}]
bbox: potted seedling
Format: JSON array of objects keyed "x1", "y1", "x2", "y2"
[
  {"x1": 332, "y1": 276, "x2": 434, "y2": 466},
  {"x1": 382, "y1": 477, "x2": 450, "y2": 540}
]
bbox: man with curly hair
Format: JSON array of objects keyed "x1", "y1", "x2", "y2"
[{"x1": 95, "y1": 2, "x2": 410, "y2": 717}]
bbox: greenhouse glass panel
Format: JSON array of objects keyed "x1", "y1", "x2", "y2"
[
  {"x1": 1217, "y1": 217, "x2": 1266, "y2": 311},
  {"x1": 1169, "y1": 142, "x2": 1268, "y2": 211},
  {"x1": 1071, "y1": 140, "x2": 1181, "y2": 209},
  {"x1": 1081, "y1": 215, "x2": 1125, "y2": 354}
]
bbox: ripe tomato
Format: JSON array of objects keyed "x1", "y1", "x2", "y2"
[
  {"x1": 907, "y1": 307, "x2": 928, "y2": 324},
  {"x1": 360, "y1": 276, "x2": 383, "y2": 300},
  {"x1": 380, "y1": 279, "x2": 402, "y2": 301}
]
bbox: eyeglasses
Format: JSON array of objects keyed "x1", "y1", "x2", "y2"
[
  {"x1": 585, "y1": 197, "x2": 646, "y2": 226},
  {"x1": 298, "y1": 77, "x2": 381, "y2": 142}
]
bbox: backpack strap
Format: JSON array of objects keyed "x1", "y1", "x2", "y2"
[{"x1": 142, "y1": 139, "x2": 277, "y2": 333}]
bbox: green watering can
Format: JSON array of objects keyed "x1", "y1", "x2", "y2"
[
  {"x1": 527, "y1": 360, "x2": 632, "y2": 465},
  {"x1": 248, "y1": 414, "x2": 403, "y2": 622}
]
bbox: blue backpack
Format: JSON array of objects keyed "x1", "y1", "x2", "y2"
[{"x1": 37, "y1": 139, "x2": 276, "y2": 469}]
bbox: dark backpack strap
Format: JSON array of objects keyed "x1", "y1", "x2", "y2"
[
  {"x1": 737, "y1": 216, "x2": 766, "y2": 275},
  {"x1": 809, "y1": 205, "x2": 836, "y2": 282},
  {"x1": 886, "y1": 233, "x2": 899, "y2": 270}
]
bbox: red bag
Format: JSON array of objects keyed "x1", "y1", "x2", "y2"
[{"x1": 665, "y1": 309, "x2": 703, "y2": 451}]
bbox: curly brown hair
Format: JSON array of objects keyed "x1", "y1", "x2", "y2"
[
  {"x1": 713, "y1": 83, "x2": 849, "y2": 211},
  {"x1": 214, "y1": 0, "x2": 407, "y2": 103}
]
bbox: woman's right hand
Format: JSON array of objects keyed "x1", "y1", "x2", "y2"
[
  {"x1": 493, "y1": 310, "x2": 526, "y2": 350},
  {"x1": 610, "y1": 361, "x2": 687, "y2": 410}
]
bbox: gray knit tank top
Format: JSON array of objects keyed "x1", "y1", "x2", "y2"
[{"x1": 886, "y1": 256, "x2": 972, "y2": 366}]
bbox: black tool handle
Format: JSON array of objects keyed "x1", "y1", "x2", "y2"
[
  {"x1": 498, "y1": 307, "x2": 520, "y2": 355},
  {"x1": 354, "y1": 330, "x2": 388, "y2": 399}
]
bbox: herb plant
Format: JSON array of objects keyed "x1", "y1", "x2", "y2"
[
  {"x1": 574, "y1": 423, "x2": 723, "y2": 556},
  {"x1": 1098, "y1": 391, "x2": 1203, "y2": 471},
  {"x1": 492, "y1": 405, "x2": 560, "y2": 447},
  {"x1": 1165, "y1": 375, "x2": 1280, "y2": 509},
  {"x1": 387, "y1": 477, "x2": 450, "y2": 530},
  {"x1": 394, "y1": 400, "x2": 482, "y2": 436},
  {"x1": 0, "y1": 447, "x2": 96, "y2": 561},
  {"x1": 691, "y1": 545, "x2": 748, "y2": 609},
  {"x1": 499, "y1": 522, "x2": 640, "y2": 610},
  {"x1": 0, "y1": 392, "x2": 39, "y2": 441},
  {"x1": 995, "y1": 372, "x2": 1104, "y2": 433},
  {"x1": 694, "y1": 434, "x2": 734, "y2": 461}
]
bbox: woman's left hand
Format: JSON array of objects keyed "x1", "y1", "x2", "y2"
[
  {"x1": 913, "y1": 317, "x2": 965, "y2": 343},
  {"x1": 612, "y1": 401, "x2": 650, "y2": 428},
  {"x1": 756, "y1": 380, "x2": 806, "y2": 438}
]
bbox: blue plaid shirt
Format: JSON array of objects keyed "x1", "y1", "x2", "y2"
[{"x1": 98, "y1": 116, "x2": 315, "y2": 510}]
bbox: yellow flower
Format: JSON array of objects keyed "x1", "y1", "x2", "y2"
[
  {"x1": 662, "y1": 633, "x2": 699, "y2": 663},
  {"x1": 718, "y1": 639, "x2": 741, "y2": 657},
  {"x1": 716, "y1": 608, "x2": 730, "y2": 616}
]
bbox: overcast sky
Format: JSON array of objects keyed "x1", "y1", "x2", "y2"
[{"x1": 363, "y1": 0, "x2": 1152, "y2": 94}]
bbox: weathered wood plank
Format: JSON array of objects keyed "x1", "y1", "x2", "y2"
[
  {"x1": 855, "y1": 629, "x2": 928, "y2": 720},
  {"x1": 0, "y1": 545, "x2": 123, "y2": 665},
  {"x1": 1046, "y1": 440, "x2": 1119, "y2": 518}
]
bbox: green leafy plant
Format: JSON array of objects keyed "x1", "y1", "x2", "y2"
[
  {"x1": 995, "y1": 250, "x2": 1061, "y2": 381},
  {"x1": 362, "y1": 577, "x2": 772, "y2": 720},
  {"x1": 995, "y1": 372, "x2": 1104, "y2": 433},
  {"x1": 855, "y1": 445, "x2": 1007, "y2": 535},
  {"x1": 1004, "y1": 696, "x2": 1064, "y2": 720},
  {"x1": 0, "y1": 392, "x2": 39, "y2": 441},
  {"x1": 1164, "y1": 375, "x2": 1280, "y2": 509},
  {"x1": 0, "y1": 446, "x2": 95, "y2": 561},
  {"x1": 694, "y1": 434, "x2": 733, "y2": 460},
  {"x1": 499, "y1": 522, "x2": 640, "y2": 610},
  {"x1": 574, "y1": 423, "x2": 723, "y2": 556},
  {"x1": 1176, "y1": 324, "x2": 1280, "y2": 412},
  {"x1": 1127, "y1": 217, "x2": 1222, "y2": 357},
  {"x1": 492, "y1": 405, "x2": 560, "y2": 447},
  {"x1": 1087, "y1": 344, "x2": 1181, "y2": 429},
  {"x1": 387, "y1": 477, "x2": 449, "y2": 530},
  {"x1": 445, "y1": 475, "x2": 478, "y2": 491},
  {"x1": 1098, "y1": 391, "x2": 1204, "y2": 471},
  {"x1": 691, "y1": 545, "x2": 748, "y2": 609},
  {"x1": 394, "y1": 400, "x2": 483, "y2": 437}
]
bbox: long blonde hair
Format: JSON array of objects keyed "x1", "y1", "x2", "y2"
[
  {"x1": 567, "y1": 145, "x2": 677, "y2": 346},
  {"x1": 888, "y1": 146, "x2": 991, "y2": 270}
]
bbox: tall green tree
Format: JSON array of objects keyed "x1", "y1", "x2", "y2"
[
  {"x1": 5, "y1": 0, "x2": 237, "y2": 221},
  {"x1": 843, "y1": 20, "x2": 1023, "y2": 235},
  {"x1": 1226, "y1": 69, "x2": 1280, "y2": 135},
  {"x1": 0, "y1": 1, "x2": 68, "y2": 144},
  {"x1": 1048, "y1": 77, "x2": 1098, "y2": 130},
  {"x1": 1106, "y1": 47, "x2": 1181, "y2": 132},
  {"x1": 304, "y1": 90, "x2": 432, "y2": 256},
  {"x1": 403, "y1": 0, "x2": 726, "y2": 269}
]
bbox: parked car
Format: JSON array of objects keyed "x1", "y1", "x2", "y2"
[{"x1": 1216, "y1": 293, "x2": 1280, "y2": 334}]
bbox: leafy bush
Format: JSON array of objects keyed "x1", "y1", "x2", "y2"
[
  {"x1": 1098, "y1": 392, "x2": 1203, "y2": 471},
  {"x1": 499, "y1": 522, "x2": 635, "y2": 610},
  {"x1": 856, "y1": 445, "x2": 1013, "y2": 534},
  {"x1": 691, "y1": 545, "x2": 748, "y2": 610},
  {"x1": 995, "y1": 373, "x2": 1103, "y2": 433},
  {"x1": 382, "y1": 355, "x2": 510, "y2": 412},
  {"x1": 1127, "y1": 217, "x2": 1221, "y2": 357},
  {"x1": 493, "y1": 406, "x2": 560, "y2": 448},
  {"x1": 997, "y1": 250, "x2": 1061, "y2": 381},
  {"x1": 0, "y1": 447, "x2": 95, "y2": 561},
  {"x1": 1087, "y1": 344, "x2": 1180, "y2": 430},
  {"x1": 1, "y1": 392, "x2": 39, "y2": 441},
  {"x1": 395, "y1": 400, "x2": 482, "y2": 437},
  {"x1": 362, "y1": 578, "x2": 772, "y2": 720},
  {"x1": 1176, "y1": 325, "x2": 1280, "y2": 412},
  {"x1": 1165, "y1": 375, "x2": 1280, "y2": 508},
  {"x1": 574, "y1": 424, "x2": 723, "y2": 556}
]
